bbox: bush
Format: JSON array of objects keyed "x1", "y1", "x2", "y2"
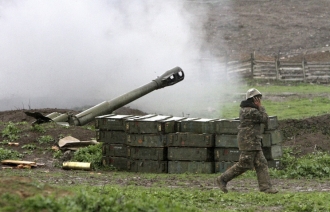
[
  {"x1": 1, "y1": 122, "x2": 21, "y2": 141},
  {"x1": 275, "y1": 147, "x2": 330, "y2": 179},
  {"x1": 0, "y1": 147, "x2": 23, "y2": 161},
  {"x1": 72, "y1": 143, "x2": 103, "y2": 170}
]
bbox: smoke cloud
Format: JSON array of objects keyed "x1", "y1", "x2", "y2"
[{"x1": 0, "y1": 0, "x2": 239, "y2": 118}]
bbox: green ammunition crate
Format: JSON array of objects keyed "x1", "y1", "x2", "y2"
[
  {"x1": 125, "y1": 115, "x2": 172, "y2": 134},
  {"x1": 262, "y1": 145, "x2": 283, "y2": 160},
  {"x1": 215, "y1": 134, "x2": 238, "y2": 147},
  {"x1": 262, "y1": 130, "x2": 283, "y2": 147},
  {"x1": 215, "y1": 119, "x2": 240, "y2": 134},
  {"x1": 103, "y1": 157, "x2": 128, "y2": 171},
  {"x1": 180, "y1": 118, "x2": 216, "y2": 134},
  {"x1": 214, "y1": 148, "x2": 240, "y2": 162},
  {"x1": 215, "y1": 161, "x2": 236, "y2": 173},
  {"x1": 95, "y1": 114, "x2": 135, "y2": 131},
  {"x1": 167, "y1": 132, "x2": 215, "y2": 147},
  {"x1": 167, "y1": 147, "x2": 214, "y2": 161},
  {"x1": 215, "y1": 146, "x2": 283, "y2": 161},
  {"x1": 176, "y1": 118, "x2": 200, "y2": 132},
  {"x1": 260, "y1": 125, "x2": 265, "y2": 134},
  {"x1": 103, "y1": 144, "x2": 127, "y2": 157},
  {"x1": 127, "y1": 134, "x2": 167, "y2": 147},
  {"x1": 127, "y1": 146, "x2": 167, "y2": 160},
  {"x1": 96, "y1": 130, "x2": 127, "y2": 144},
  {"x1": 266, "y1": 116, "x2": 279, "y2": 130},
  {"x1": 215, "y1": 160, "x2": 281, "y2": 173},
  {"x1": 95, "y1": 114, "x2": 115, "y2": 129},
  {"x1": 267, "y1": 159, "x2": 282, "y2": 169},
  {"x1": 168, "y1": 161, "x2": 214, "y2": 174},
  {"x1": 128, "y1": 160, "x2": 168, "y2": 173},
  {"x1": 159, "y1": 117, "x2": 187, "y2": 133}
]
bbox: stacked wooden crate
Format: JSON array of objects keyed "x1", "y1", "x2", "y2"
[
  {"x1": 96, "y1": 114, "x2": 283, "y2": 173},
  {"x1": 96, "y1": 114, "x2": 141, "y2": 171},
  {"x1": 261, "y1": 117, "x2": 283, "y2": 169},
  {"x1": 97, "y1": 114, "x2": 186, "y2": 173},
  {"x1": 214, "y1": 116, "x2": 283, "y2": 173},
  {"x1": 124, "y1": 115, "x2": 179, "y2": 173},
  {"x1": 167, "y1": 118, "x2": 216, "y2": 174}
]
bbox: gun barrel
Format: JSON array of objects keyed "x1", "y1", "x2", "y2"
[{"x1": 66, "y1": 67, "x2": 184, "y2": 126}]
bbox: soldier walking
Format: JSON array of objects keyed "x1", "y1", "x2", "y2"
[{"x1": 216, "y1": 88, "x2": 278, "y2": 194}]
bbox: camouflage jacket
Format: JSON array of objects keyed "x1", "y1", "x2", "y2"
[{"x1": 237, "y1": 100, "x2": 268, "y2": 151}]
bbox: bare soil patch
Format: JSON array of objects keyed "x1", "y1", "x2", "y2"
[{"x1": 203, "y1": 0, "x2": 330, "y2": 59}]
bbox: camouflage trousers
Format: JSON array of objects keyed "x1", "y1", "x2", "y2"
[{"x1": 220, "y1": 150, "x2": 272, "y2": 191}]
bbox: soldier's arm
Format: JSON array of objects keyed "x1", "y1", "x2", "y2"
[
  {"x1": 253, "y1": 97, "x2": 268, "y2": 124},
  {"x1": 249, "y1": 107, "x2": 268, "y2": 124}
]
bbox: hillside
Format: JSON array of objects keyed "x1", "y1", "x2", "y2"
[
  {"x1": 0, "y1": 0, "x2": 329, "y2": 166},
  {"x1": 1, "y1": 1, "x2": 330, "y2": 198},
  {"x1": 202, "y1": 0, "x2": 330, "y2": 60},
  {"x1": 1, "y1": 0, "x2": 330, "y2": 167},
  {"x1": 0, "y1": 108, "x2": 329, "y2": 169}
]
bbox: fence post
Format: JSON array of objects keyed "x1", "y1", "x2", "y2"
[
  {"x1": 251, "y1": 52, "x2": 255, "y2": 78},
  {"x1": 225, "y1": 51, "x2": 228, "y2": 80},
  {"x1": 302, "y1": 57, "x2": 306, "y2": 82},
  {"x1": 275, "y1": 56, "x2": 279, "y2": 80}
]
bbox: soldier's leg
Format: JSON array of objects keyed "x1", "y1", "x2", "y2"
[
  {"x1": 217, "y1": 151, "x2": 255, "y2": 192},
  {"x1": 254, "y1": 150, "x2": 277, "y2": 193}
]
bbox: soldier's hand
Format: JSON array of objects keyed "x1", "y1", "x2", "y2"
[{"x1": 253, "y1": 96, "x2": 261, "y2": 108}]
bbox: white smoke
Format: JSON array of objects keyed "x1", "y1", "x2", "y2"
[{"x1": 0, "y1": 0, "x2": 239, "y2": 118}]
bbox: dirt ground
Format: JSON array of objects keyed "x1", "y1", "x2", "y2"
[
  {"x1": 2, "y1": 0, "x2": 330, "y2": 195},
  {"x1": 1, "y1": 107, "x2": 329, "y2": 163},
  {"x1": 0, "y1": 107, "x2": 147, "y2": 168},
  {"x1": 203, "y1": 0, "x2": 330, "y2": 60},
  {"x1": 1, "y1": 107, "x2": 330, "y2": 194}
]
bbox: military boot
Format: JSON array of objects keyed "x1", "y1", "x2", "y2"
[
  {"x1": 216, "y1": 176, "x2": 228, "y2": 193},
  {"x1": 261, "y1": 188, "x2": 278, "y2": 194}
]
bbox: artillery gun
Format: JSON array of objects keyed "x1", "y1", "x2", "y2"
[{"x1": 26, "y1": 67, "x2": 184, "y2": 126}]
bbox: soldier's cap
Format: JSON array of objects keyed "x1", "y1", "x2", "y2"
[{"x1": 246, "y1": 88, "x2": 262, "y2": 99}]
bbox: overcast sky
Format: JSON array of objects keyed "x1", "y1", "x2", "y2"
[{"x1": 0, "y1": 0, "x2": 239, "y2": 118}]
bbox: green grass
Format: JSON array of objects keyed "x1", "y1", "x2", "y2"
[
  {"x1": 36, "y1": 135, "x2": 54, "y2": 144},
  {"x1": 1, "y1": 148, "x2": 330, "y2": 211},
  {"x1": 257, "y1": 83, "x2": 330, "y2": 94},
  {"x1": 2, "y1": 82, "x2": 330, "y2": 211},
  {"x1": 1, "y1": 149, "x2": 330, "y2": 212},
  {"x1": 220, "y1": 97, "x2": 330, "y2": 120},
  {"x1": 264, "y1": 97, "x2": 330, "y2": 120},
  {"x1": 1, "y1": 121, "x2": 23, "y2": 141},
  {"x1": 0, "y1": 147, "x2": 23, "y2": 161},
  {"x1": 1, "y1": 181, "x2": 330, "y2": 212},
  {"x1": 218, "y1": 83, "x2": 330, "y2": 120}
]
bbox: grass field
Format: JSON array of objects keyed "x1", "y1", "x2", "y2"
[
  {"x1": 218, "y1": 82, "x2": 330, "y2": 120},
  {"x1": 2, "y1": 81, "x2": 330, "y2": 211},
  {"x1": 1, "y1": 170, "x2": 330, "y2": 212}
]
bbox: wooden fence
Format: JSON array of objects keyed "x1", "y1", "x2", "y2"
[{"x1": 226, "y1": 53, "x2": 330, "y2": 83}]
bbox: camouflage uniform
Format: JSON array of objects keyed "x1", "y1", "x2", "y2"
[{"x1": 217, "y1": 101, "x2": 275, "y2": 192}]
